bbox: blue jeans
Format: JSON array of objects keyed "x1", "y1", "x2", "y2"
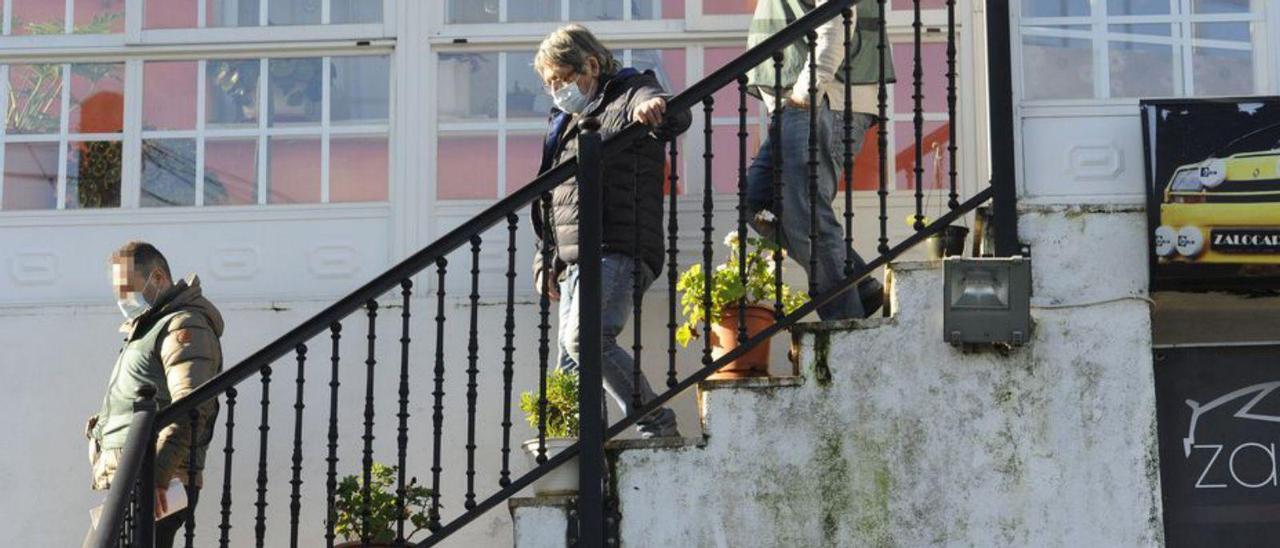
[
  {"x1": 746, "y1": 102, "x2": 877, "y2": 320},
  {"x1": 558, "y1": 254, "x2": 679, "y2": 438}
]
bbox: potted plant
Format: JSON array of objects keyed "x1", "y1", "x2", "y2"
[
  {"x1": 333, "y1": 462, "x2": 434, "y2": 547},
  {"x1": 675, "y1": 231, "x2": 808, "y2": 379},
  {"x1": 519, "y1": 367, "x2": 580, "y2": 496}
]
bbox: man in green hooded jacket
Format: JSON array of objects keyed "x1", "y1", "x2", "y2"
[{"x1": 86, "y1": 241, "x2": 224, "y2": 547}]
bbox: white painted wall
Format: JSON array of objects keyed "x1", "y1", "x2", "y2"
[{"x1": 557, "y1": 205, "x2": 1164, "y2": 547}]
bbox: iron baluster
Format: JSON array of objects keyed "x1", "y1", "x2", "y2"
[
  {"x1": 701, "y1": 97, "x2": 715, "y2": 367},
  {"x1": 665, "y1": 138, "x2": 681, "y2": 389},
  {"x1": 946, "y1": 0, "x2": 960, "y2": 210},
  {"x1": 737, "y1": 75, "x2": 749, "y2": 346},
  {"x1": 876, "y1": 0, "x2": 891, "y2": 256},
  {"x1": 772, "y1": 51, "x2": 785, "y2": 318},
  {"x1": 184, "y1": 408, "x2": 200, "y2": 548},
  {"x1": 807, "y1": 30, "x2": 820, "y2": 286},
  {"x1": 253, "y1": 365, "x2": 271, "y2": 548},
  {"x1": 324, "y1": 323, "x2": 342, "y2": 547},
  {"x1": 396, "y1": 280, "x2": 413, "y2": 545},
  {"x1": 842, "y1": 8, "x2": 856, "y2": 276},
  {"x1": 536, "y1": 195, "x2": 553, "y2": 464},
  {"x1": 912, "y1": 0, "x2": 925, "y2": 230},
  {"x1": 465, "y1": 235, "x2": 482, "y2": 510},
  {"x1": 501, "y1": 214, "x2": 519, "y2": 487},
  {"x1": 575, "y1": 117, "x2": 607, "y2": 548},
  {"x1": 360, "y1": 300, "x2": 379, "y2": 544},
  {"x1": 289, "y1": 344, "x2": 307, "y2": 548},
  {"x1": 429, "y1": 260, "x2": 448, "y2": 530},
  {"x1": 631, "y1": 142, "x2": 644, "y2": 413},
  {"x1": 218, "y1": 387, "x2": 237, "y2": 548}
]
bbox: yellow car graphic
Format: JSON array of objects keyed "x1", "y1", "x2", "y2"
[{"x1": 1156, "y1": 149, "x2": 1280, "y2": 264}]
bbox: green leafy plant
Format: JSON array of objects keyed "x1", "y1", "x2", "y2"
[
  {"x1": 519, "y1": 367, "x2": 580, "y2": 439},
  {"x1": 333, "y1": 462, "x2": 434, "y2": 543},
  {"x1": 675, "y1": 231, "x2": 809, "y2": 347}
]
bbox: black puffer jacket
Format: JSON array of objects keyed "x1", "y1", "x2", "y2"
[{"x1": 531, "y1": 69, "x2": 691, "y2": 278}]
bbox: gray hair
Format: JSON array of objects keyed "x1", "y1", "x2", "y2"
[{"x1": 533, "y1": 24, "x2": 620, "y2": 78}]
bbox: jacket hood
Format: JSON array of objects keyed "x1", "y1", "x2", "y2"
[{"x1": 122, "y1": 275, "x2": 225, "y2": 338}]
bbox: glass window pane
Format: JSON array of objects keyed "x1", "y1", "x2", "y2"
[
  {"x1": 2, "y1": 142, "x2": 59, "y2": 210},
  {"x1": 332, "y1": 55, "x2": 390, "y2": 124},
  {"x1": 269, "y1": 58, "x2": 322, "y2": 126},
  {"x1": 892, "y1": 0, "x2": 946, "y2": 9},
  {"x1": 144, "y1": 0, "x2": 197, "y2": 29},
  {"x1": 331, "y1": 0, "x2": 382, "y2": 24},
  {"x1": 70, "y1": 63, "x2": 124, "y2": 134},
  {"x1": 1106, "y1": 0, "x2": 1169, "y2": 16},
  {"x1": 207, "y1": 59, "x2": 261, "y2": 127},
  {"x1": 438, "y1": 53, "x2": 499, "y2": 122},
  {"x1": 141, "y1": 139, "x2": 197, "y2": 207},
  {"x1": 506, "y1": 132, "x2": 545, "y2": 195},
  {"x1": 710, "y1": 123, "x2": 761, "y2": 193},
  {"x1": 635, "y1": 0, "x2": 683, "y2": 19},
  {"x1": 269, "y1": 0, "x2": 320, "y2": 25},
  {"x1": 510, "y1": 0, "x2": 558, "y2": 22},
  {"x1": 1021, "y1": 0, "x2": 1090, "y2": 17},
  {"x1": 506, "y1": 52, "x2": 553, "y2": 121},
  {"x1": 1194, "y1": 22, "x2": 1251, "y2": 42},
  {"x1": 6, "y1": 64, "x2": 63, "y2": 134},
  {"x1": 447, "y1": 0, "x2": 498, "y2": 23},
  {"x1": 1109, "y1": 41, "x2": 1175, "y2": 98},
  {"x1": 632, "y1": 48, "x2": 686, "y2": 91},
  {"x1": 706, "y1": 47, "x2": 762, "y2": 118},
  {"x1": 1194, "y1": 47, "x2": 1254, "y2": 96},
  {"x1": 65, "y1": 140, "x2": 122, "y2": 208},
  {"x1": 330, "y1": 136, "x2": 388, "y2": 202},
  {"x1": 893, "y1": 41, "x2": 950, "y2": 114},
  {"x1": 1021, "y1": 34, "x2": 1094, "y2": 100},
  {"x1": 1191, "y1": 0, "x2": 1251, "y2": 14},
  {"x1": 267, "y1": 136, "x2": 320, "y2": 203},
  {"x1": 570, "y1": 0, "x2": 621, "y2": 21},
  {"x1": 11, "y1": 0, "x2": 64, "y2": 35},
  {"x1": 703, "y1": 0, "x2": 755, "y2": 15},
  {"x1": 894, "y1": 121, "x2": 948, "y2": 191},
  {"x1": 143, "y1": 62, "x2": 197, "y2": 130},
  {"x1": 205, "y1": 138, "x2": 258, "y2": 205},
  {"x1": 72, "y1": 0, "x2": 124, "y2": 33},
  {"x1": 437, "y1": 134, "x2": 497, "y2": 199},
  {"x1": 208, "y1": 0, "x2": 261, "y2": 27}
]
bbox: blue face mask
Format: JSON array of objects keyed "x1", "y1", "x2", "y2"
[
  {"x1": 551, "y1": 81, "x2": 592, "y2": 114},
  {"x1": 117, "y1": 274, "x2": 155, "y2": 320}
]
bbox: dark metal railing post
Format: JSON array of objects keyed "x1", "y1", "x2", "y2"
[
  {"x1": 92, "y1": 384, "x2": 158, "y2": 548},
  {"x1": 986, "y1": 0, "x2": 1020, "y2": 256},
  {"x1": 575, "y1": 117, "x2": 606, "y2": 548}
]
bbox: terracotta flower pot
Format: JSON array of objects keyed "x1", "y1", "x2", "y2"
[{"x1": 708, "y1": 304, "x2": 775, "y2": 380}]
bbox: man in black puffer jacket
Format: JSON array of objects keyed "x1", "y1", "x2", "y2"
[{"x1": 530, "y1": 24, "x2": 690, "y2": 438}]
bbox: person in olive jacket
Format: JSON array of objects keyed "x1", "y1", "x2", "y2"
[
  {"x1": 86, "y1": 242, "x2": 223, "y2": 548},
  {"x1": 530, "y1": 24, "x2": 690, "y2": 438}
]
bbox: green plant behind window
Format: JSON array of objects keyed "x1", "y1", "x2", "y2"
[
  {"x1": 519, "y1": 367, "x2": 580, "y2": 439},
  {"x1": 675, "y1": 231, "x2": 809, "y2": 347},
  {"x1": 333, "y1": 462, "x2": 434, "y2": 543}
]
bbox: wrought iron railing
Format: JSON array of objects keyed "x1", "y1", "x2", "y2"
[{"x1": 91, "y1": 0, "x2": 1018, "y2": 546}]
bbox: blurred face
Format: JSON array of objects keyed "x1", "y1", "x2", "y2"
[
  {"x1": 110, "y1": 257, "x2": 169, "y2": 302},
  {"x1": 540, "y1": 56, "x2": 600, "y2": 98}
]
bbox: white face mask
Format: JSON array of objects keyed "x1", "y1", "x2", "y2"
[
  {"x1": 551, "y1": 81, "x2": 592, "y2": 114},
  {"x1": 117, "y1": 274, "x2": 155, "y2": 320}
]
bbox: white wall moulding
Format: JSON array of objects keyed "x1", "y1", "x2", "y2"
[
  {"x1": 8, "y1": 251, "x2": 60, "y2": 285},
  {"x1": 1020, "y1": 114, "x2": 1147, "y2": 202}
]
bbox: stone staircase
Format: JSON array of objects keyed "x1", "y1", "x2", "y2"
[{"x1": 512, "y1": 247, "x2": 1163, "y2": 547}]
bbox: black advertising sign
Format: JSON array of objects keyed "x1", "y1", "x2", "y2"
[
  {"x1": 1140, "y1": 98, "x2": 1280, "y2": 291},
  {"x1": 1155, "y1": 344, "x2": 1280, "y2": 546}
]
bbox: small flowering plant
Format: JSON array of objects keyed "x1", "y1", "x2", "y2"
[{"x1": 674, "y1": 231, "x2": 809, "y2": 347}]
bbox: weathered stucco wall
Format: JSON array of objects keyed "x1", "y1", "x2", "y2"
[{"x1": 605, "y1": 206, "x2": 1163, "y2": 547}]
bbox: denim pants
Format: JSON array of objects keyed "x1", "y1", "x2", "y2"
[
  {"x1": 558, "y1": 254, "x2": 679, "y2": 438},
  {"x1": 746, "y1": 102, "x2": 877, "y2": 320}
]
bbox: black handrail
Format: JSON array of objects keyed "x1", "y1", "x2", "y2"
[{"x1": 90, "y1": 385, "x2": 158, "y2": 548}]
